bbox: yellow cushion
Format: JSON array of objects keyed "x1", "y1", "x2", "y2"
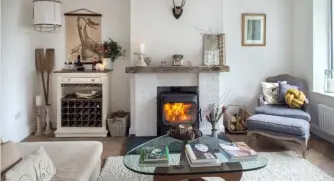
[{"x1": 285, "y1": 89, "x2": 306, "y2": 109}]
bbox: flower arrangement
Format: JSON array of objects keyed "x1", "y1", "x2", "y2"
[
  {"x1": 99, "y1": 38, "x2": 126, "y2": 62},
  {"x1": 205, "y1": 90, "x2": 231, "y2": 130}
]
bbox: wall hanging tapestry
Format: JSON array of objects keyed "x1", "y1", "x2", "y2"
[{"x1": 65, "y1": 9, "x2": 102, "y2": 64}]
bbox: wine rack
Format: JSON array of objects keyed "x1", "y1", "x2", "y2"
[
  {"x1": 55, "y1": 71, "x2": 111, "y2": 137},
  {"x1": 61, "y1": 95, "x2": 102, "y2": 128}
]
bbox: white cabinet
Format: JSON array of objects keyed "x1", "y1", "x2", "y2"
[{"x1": 54, "y1": 71, "x2": 111, "y2": 137}]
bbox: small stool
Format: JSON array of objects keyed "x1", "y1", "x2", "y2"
[{"x1": 247, "y1": 114, "x2": 310, "y2": 158}]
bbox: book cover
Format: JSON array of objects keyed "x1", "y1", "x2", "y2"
[
  {"x1": 140, "y1": 146, "x2": 169, "y2": 162},
  {"x1": 219, "y1": 142, "x2": 257, "y2": 160},
  {"x1": 185, "y1": 152, "x2": 221, "y2": 167},
  {"x1": 185, "y1": 144, "x2": 216, "y2": 163}
]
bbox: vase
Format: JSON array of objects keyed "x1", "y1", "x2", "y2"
[
  {"x1": 211, "y1": 129, "x2": 219, "y2": 138},
  {"x1": 325, "y1": 69, "x2": 334, "y2": 93},
  {"x1": 102, "y1": 58, "x2": 114, "y2": 70},
  {"x1": 43, "y1": 105, "x2": 52, "y2": 135}
]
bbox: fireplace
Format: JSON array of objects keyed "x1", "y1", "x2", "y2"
[{"x1": 157, "y1": 87, "x2": 199, "y2": 136}]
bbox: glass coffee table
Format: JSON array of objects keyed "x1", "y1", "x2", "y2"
[{"x1": 123, "y1": 135, "x2": 267, "y2": 181}]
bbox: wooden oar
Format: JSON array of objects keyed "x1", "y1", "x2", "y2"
[
  {"x1": 35, "y1": 49, "x2": 47, "y2": 103},
  {"x1": 45, "y1": 49, "x2": 55, "y2": 105}
]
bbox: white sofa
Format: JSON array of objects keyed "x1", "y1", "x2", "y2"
[{"x1": 1, "y1": 141, "x2": 103, "y2": 181}]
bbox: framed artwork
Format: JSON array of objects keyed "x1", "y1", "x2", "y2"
[
  {"x1": 65, "y1": 9, "x2": 102, "y2": 64},
  {"x1": 242, "y1": 14, "x2": 266, "y2": 46}
]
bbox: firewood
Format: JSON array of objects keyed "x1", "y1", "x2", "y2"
[{"x1": 230, "y1": 124, "x2": 236, "y2": 131}]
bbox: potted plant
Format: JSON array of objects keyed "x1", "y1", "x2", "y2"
[{"x1": 99, "y1": 38, "x2": 126, "y2": 70}]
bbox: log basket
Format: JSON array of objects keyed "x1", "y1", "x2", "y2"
[{"x1": 223, "y1": 105, "x2": 251, "y2": 134}]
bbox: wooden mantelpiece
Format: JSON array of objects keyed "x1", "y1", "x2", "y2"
[{"x1": 125, "y1": 65, "x2": 230, "y2": 73}]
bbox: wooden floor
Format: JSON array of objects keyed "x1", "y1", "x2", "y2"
[{"x1": 23, "y1": 133, "x2": 334, "y2": 178}]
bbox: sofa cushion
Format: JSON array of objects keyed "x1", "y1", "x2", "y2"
[
  {"x1": 261, "y1": 81, "x2": 286, "y2": 104},
  {"x1": 247, "y1": 114, "x2": 310, "y2": 136},
  {"x1": 278, "y1": 82, "x2": 299, "y2": 104},
  {"x1": 255, "y1": 105, "x2": 311, "y2": 121},
  {"x1": 16, "y1": 141, "x2": 103, "y2": 181},
  {"x1": 1, "y1": 141, "x2": 22, "y2": 174},
  {"x1": 4, "y1": 146, "x2": 56, "y2": 181}
]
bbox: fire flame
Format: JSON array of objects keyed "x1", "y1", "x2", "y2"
[{"x1": 164, "y1": 103, "x2": 192, "y2": 122}]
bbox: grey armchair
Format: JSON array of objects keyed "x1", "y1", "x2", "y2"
[{"x1": 248, "y1": 74, "x2": 311, "y2": 158}]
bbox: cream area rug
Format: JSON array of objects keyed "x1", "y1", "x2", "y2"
[{"x1": 98, "y1": 151, "x2": 333, "y2": 181}]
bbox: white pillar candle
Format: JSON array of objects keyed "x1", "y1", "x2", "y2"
[
  {"x1": 100, "y1": 64, "x2": 105, "y2": 71},
  {"x1": 327, "y1": 79, "x2": 334, "y2": 93},
  {"x1": 140, "y1": 43, "x2": 145, "y2": 54},
  {"x1": 36, "y1": 95, "x2": 43, "y2": 106}
]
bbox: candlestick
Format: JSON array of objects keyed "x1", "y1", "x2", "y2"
[
  {"x1": 35, "y1": 106, "x2": 42, "y2": 136},
  {"x1": 140, "y1": 43, "x2": 145, "y2": 54},
  {"x1": 134, "y1": 53, "x2": 148, "y2": 67},
  {"x1": 36, "y1": 95, "x2": 43, "y2": 106}
]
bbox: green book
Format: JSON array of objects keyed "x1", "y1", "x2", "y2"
[{"x1": 139, "y1": 146, "x2": 170, "y2": 167}]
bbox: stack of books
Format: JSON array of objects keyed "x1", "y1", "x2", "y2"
[
  {"x1": 139, "y1": 146, "x2": 170, "y2": 167},
  {"x1": 185, "y1": 144, "x2": 221, "y2": 167},
  {"x1": 219, "y1": 142, "x2": 258, "y2": 162}
]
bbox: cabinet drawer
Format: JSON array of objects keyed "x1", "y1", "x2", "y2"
[{"x1": 62, "y1": 77, "x2": 101, "y2": 83}]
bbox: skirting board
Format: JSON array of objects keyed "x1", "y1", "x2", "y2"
[{"x1": 311, "y1": 124, "x2": 334, "y2": 145}]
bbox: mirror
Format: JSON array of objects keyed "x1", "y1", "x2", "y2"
[{"x1": 203, "y1": 34, "x2": 226, "y2": 66}]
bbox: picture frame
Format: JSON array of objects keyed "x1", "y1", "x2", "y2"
[
  {"x1": 242, "y1": 14, "x2": 266, "y2": 46},
  {"x1": 65, "y1": 9, "x2": 102, "y2": 64}
]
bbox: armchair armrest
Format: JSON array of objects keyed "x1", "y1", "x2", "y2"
[
  {"x1": 303, "y1": 98, "x2": 310, "y2": 113},
  {"x1": 257, "y1": 95, "x2": 265, "y2": 107}
]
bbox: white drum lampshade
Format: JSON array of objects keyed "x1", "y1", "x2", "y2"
[{"x1": 33, "y1": 0, "x2": 62, "y2": 32}]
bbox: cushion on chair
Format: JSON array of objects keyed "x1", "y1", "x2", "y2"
[
  {"x1": 255, "y1": 105, "x2": 311, "y2": 121},
  {"x1": 247, "y1": 114, "x2": 310, "y2": 136},
  {"x1": 278, "y1": 82, "x2": 299, "y2": 103}
]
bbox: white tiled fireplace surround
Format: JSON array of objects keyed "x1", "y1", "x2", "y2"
[{"x1": 129, "y1": 73, "x2": 225, "y2": 136}]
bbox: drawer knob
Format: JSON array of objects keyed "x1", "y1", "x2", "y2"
[
  {"x1": 68, "y1": 79, "x2": 70, "y2": 81},
  {"x1": 91, "y1": 79, "x2": 95, "y2": 81}
]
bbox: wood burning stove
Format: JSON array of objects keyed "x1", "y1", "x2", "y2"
[{"x1": 157, "y1": 87, "x2": 200, "y2": 136}]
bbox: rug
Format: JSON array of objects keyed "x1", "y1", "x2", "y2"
[{"x1": 98, "y1": 151, "x2": 333, "y2": 181}]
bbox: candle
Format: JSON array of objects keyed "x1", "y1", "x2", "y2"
[
  {"x1": 36, "y1": 95, "x2": 43, "y2": 106},
  {"x1": 327, "y1": 79, "x2": 334, "y2": 93},
  {"x1": 96, "y1": 63, "x2": 101, "y2": 71},
  {"x1": 100, "y1": 64, "x2": 105, "y2": 71},
  {"x1": 140, "y1": 43, "x2": 145, "y2": 54}
]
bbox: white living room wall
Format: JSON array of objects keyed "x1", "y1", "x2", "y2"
[
  {"x1": 0, "y1": 0, "x2": 2, "y2": 138},
  {"x1": 1, "y1": 0, "x2": 295, "y2": 139},
  {"x1": 36, "y1": 0, "x2": 131, "y2": 127},
  {"x1": 1, "y1": 0, "x2": 39, "y2": 142},
  {"x1": 131, "y1": 0, "x2": 294, "y2": 110},
  {"x1": 292, "y1": 0, "x2": 334, "y2": 144}
]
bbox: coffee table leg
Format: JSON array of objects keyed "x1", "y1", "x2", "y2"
[{"x1": 153, "y1": 172, "x2": 242, "y2": 181}]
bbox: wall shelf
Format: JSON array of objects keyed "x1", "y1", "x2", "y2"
[{"x1": 125, "y1": 65, "x2": 230, "y2": 73}]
